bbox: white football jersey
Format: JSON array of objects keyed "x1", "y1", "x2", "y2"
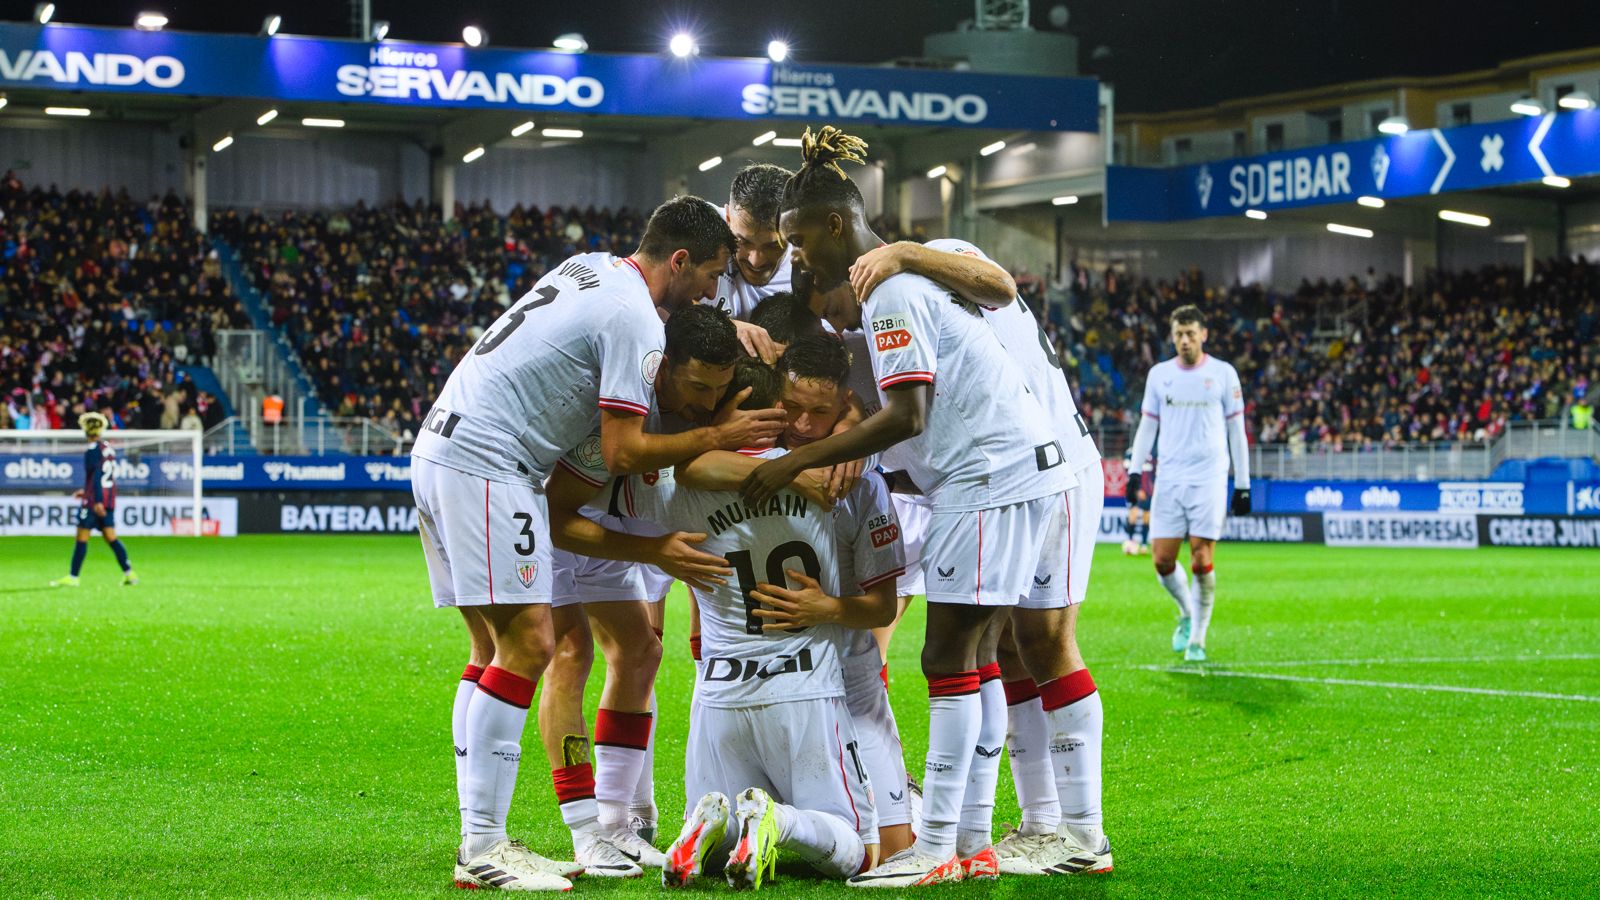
[
  {"x1": 703, "y1": 207, "x2": 793, "y2": 321},
  {"x1": 412, "y1": 253, "x2": 662, "y2": 484},
  {"x1": 925, "y1": 239, "x2": 1102, "y2": 473},
  {"x1": 1139, "y1": 354, "x2": 1245, "y2": 486},
  {"x1": 620, "y1": 448, "x2": 863, "y2": 710},
  {"x1": 705, "y1": 256, "x2": 793, "y2": 321},
  {"x1": 862, "y1": 271, "x2": 1077, "y2": 512},
  {"x1": 832, "y1": 470, "x2": 907, "y2": 660}
]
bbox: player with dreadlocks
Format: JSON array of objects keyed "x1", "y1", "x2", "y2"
[{"x1": 742, "y1": 127, "x2": 1080, "y2": 888}]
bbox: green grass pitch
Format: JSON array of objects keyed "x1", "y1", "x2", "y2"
[{"x1": 2, "y1": 535, "x2": 1597, "y2": 897}]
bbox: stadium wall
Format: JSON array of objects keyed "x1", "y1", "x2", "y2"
[
  {"x1": 1060, "y1": 232, "x2": 1406, "y2": 291},
  {"x1": 0, "y1": 118, "x2": 186, "y2": 198},
  {"x1": 208, "y1": 133, "x2": 431, "y2": 210}
]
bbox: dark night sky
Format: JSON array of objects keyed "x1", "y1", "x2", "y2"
[{"x1": 7, "y1": 1, "x2": 1600, "y2": 112}]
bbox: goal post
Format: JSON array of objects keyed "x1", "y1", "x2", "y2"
[{"x1": 0, "y1": 428, "x2": 208, "y2": 537}]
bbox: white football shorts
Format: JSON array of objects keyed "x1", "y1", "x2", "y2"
[
  {"x1": 1019, "y1": 461, "x2": 1105, "y2": 609},
  {"x1": 842, "y1": 648, "x2": 910, "y2": 829},
  {"x1": 412, "y1": 456, "x2": 552, "y2": 607},
  {"x1": 1150, "y1": 480, "x2": 1229, "y2": 542},
  {"x1": 685, "y1": 695, "x2": 877, "y2": 847},
  {"x1": 921, "y1": 493, "x2": 1066, "y2": 606},
  {"x1": 890, "y1": 493, "x2": 930, "y2": 597}
]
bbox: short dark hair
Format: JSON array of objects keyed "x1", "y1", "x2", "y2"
[
  {"x1": 664, "y1": 305, "x2": 741, "y2": 368},
  {"x1": 777, "y1": 335, "x2": 852, "y2": 389},
  {"x1": 749, "y1": 292, "x2": 811, "y2": 346},
  {"x1": 1170, "y1": 304, "x2": 1205, "y2": 329},
  {"x1": 729, "y1": 164, "x2": 794, "y2": 231},
  {"x1": 637, "y1": 196, "x2": 735, "y2": 264},
  {"x1": 730, "y1": 357, "x2": 782, "y2": 410},
  {"x1": 780, "y1": 126, "x2": 869, "y2": 219}
]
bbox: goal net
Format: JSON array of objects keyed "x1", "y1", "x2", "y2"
[{"x1": 0, "y1": 429, "x2": 218, "y2": 537}]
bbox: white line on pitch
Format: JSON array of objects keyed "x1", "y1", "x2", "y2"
[
  {"x1": 1174, "y1": 653, "x2": 1600, "y2": 669},
  {"x1": 1136, "y1": 666, "x2": 1600, "y2": 703}
]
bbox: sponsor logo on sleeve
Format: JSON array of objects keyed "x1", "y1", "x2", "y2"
[
  {"x1": 870, "y1": 315, "x2": 913, "y2": 352},
  {"x1": 870, "y1": 523, "x2": 900, "y2": 548}
]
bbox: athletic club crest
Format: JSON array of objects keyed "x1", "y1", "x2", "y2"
[
  {"x1": 516, "y1": 562, "x2": 538, "y2": 588},
  {"x1": 642, "y1": 350, "x2": 663, "y2": 386}
]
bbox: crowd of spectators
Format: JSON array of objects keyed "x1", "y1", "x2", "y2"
[
  {"x1": 217, "y1": 202, "x2": 646, "y2": 441},
  {"x1": 1052, "y1": 256, "x2": 1599, "y2": 449},
  {"x1": 8, "y1": 178, "x2": 1594, "y2": 457},
  {"x1": 0, "y1": 174, "x2": 246, "y2": 433}
]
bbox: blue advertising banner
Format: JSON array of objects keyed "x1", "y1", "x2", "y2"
[
  {"x1": 0, "y1": 454, "x2": 414, "y2": 492},
  {"x1": 0, "y1": 24, "x2": 1098, "y2": 132},
  {"x1": 1107, "y1": 109, "x2": 1600, "y2": 221},
  {"x1": 1253, "y1": 479, "x2": 1600, "y2": 517}
]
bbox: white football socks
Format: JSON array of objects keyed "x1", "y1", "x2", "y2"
[
  {"x1": 453, "y1": 665, "x2": 483, "y2": 846},
  {"x1": 461, "y1": 666, "x2": 535, "y2": 856},
  {"x1": 1003, "y1": 680, "x2": 1061, "y2": 835},
  {"x1": 915, "y1": 671, "x2": 981, "y2": 861},
  {"x1": 593, "y1": 708, "x2": 653, "y2": 831},
  {"x1": 1191, "y1": 568, "x2": 1217, "y2": 647},
  {"x1": 956, "y1": 665, "x2": 1006, "y2": 857},
  {"x1": 1158, "y1": 567, "x2": 1192, "y2": 618},
  {"x1": 1040, "y1": 670, "x2": 1104, "y2": 850},
  {"x1": 776, "y1": 802, "x2": 867, "y2": 877}
]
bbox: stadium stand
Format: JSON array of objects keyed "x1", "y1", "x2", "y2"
[
  {"x1": 0, "y1": 175, "x2": 249, "y2": 433},
  {"x1": 1052, "y1": 256, "x2": 1600, "y2": 448},
  {"x1": 220, "y1": 202, "x2": 646, "y2": 442}
]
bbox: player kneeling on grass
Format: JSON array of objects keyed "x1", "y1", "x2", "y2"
[
  {"x1": 550, "y1": 367, "x2": 900, "y2": 890},
  {"x1": 50, "y1": 412, "x2": 137, "y2": 588}
]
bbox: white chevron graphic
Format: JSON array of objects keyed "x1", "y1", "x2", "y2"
[
  {"x1": 1430, "y1": 129, "x2": 1455, "y2": 194},
  {"x1": 1529, "y1": 113, "x2": 1556, "y2": 177}
]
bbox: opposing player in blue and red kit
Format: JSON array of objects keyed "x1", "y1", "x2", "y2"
[{"x1": 50, "y1": 412, "x2": 137, "y2": 587}]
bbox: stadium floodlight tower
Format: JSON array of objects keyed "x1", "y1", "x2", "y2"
[{"x1": 977, "y1": 0, "x2": 1029, "y2": 30}]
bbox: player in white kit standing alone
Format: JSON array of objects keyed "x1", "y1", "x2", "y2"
[
  {"x1": 410, "y1": 197, "x2": 782, "y2": 892},
  {"x1": 1126, "y1": 304, "x2": 1253, "y2": 662}
]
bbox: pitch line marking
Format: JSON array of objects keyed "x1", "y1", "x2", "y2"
[
  {"x1": 1137, "y1": 666, "x2": 1600, "y2": 703},
  {"x1": 1171, "y1": 653, "x2": 1600, "y2": 669}
]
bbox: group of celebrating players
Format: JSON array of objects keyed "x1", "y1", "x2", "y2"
[{"x1": 410, "y1": 124, "x2": 1250, "y2": 892}]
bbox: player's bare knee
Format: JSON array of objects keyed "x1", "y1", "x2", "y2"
[{"x1": 1154, "y1": 558, "x2": 1178, "y2": 575}]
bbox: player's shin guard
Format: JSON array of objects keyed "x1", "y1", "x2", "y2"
[
  {"x1": 70, "y1": 541, "x2": 87, "y2": 577},
  {"x1": 957, "y1": 664, "x2": 1006, "y2": 857},
  {"x1": 594, "y1": 708, "x2": 652, "y2": 831},
  {"x1": 916, "y1": 671, "x2": 982, "y2": 861},
  {"x1": 1003, "y1": 679, "x2": 1061, "y2": 834},
  {"x1": 461, "y1": 666, "x2": 535, "y2": 855},
  {"x1": 778, "y1": 804, "x2": 868, "y2": 878},
  {"x1": 108, "y1": 539, "x2": 131, "y2": 571},
  {"x1": 1191, "y1": 565, "x2": 1217, "y2": 647},
  {"x1": 1157, "y1": 567, "x2": 1192, "y2": 618},
  {"x1": 1040, "y1": 670, "x2": 1104, "y2": 849}
]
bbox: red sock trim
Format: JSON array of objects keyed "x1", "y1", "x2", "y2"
[
  {"x1": 977, "y1": 662, "x2": 1003, "y2": 684},
  {"x1": 928, "y1": 670, "x2": 981, "y2": 698},
  {"x1": 1193, "y1": 562, "x2": 1214, "y2": 575},
  {"x1": 461, "y1": 664, "x2": 484, "y2": 683},
  {"x1": 1155, "y1": 562, "x2": 1177, "y2": 576},
  {"x1": 879, "y1": 664, "x2": 889, "y2": 689},
  {"x1": 476, "y1": 666, "x2": 535, "y2": 709},
  {"x1": 594, "y1": 708, "x2": 653, "y2": 750},
  {"x1": 1039, "y1": 669, "x2": 1096, "y2": 712},
  {"x1": 857, "y1": 849, "x2": 873, "y2": 875},
  {"x1": 1003, "y1": 678, "x2": 1040, "y2": 706},
  {"x1": 553, "y1": 763, "x2": 596, "y2": 804},
  {"x1": 689, "y1": 634, "x2": 702, "y2": 661}
]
